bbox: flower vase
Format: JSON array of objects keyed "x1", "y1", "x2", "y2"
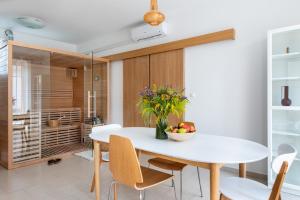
[
  {"x1": 156, "y1": 119, "x2": 168, "y2": 140},
  {"x1": 281, "y1": 86, "x2": 292, "y2": 106}
]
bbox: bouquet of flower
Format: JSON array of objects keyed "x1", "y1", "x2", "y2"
[{"x1": 138, "y1": 85, "x2": 189, "y2": 139}]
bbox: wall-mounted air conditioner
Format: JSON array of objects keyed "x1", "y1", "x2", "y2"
[{"x1": 130, "y1": 23, "x2": 168, "y2": 42}]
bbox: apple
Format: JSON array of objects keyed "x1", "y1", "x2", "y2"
[
  {"x1": 178, "y1": 122, "x2": 185, "y2": 128},
  {"x1": 178, "y1": 128, "x2": 187, "y2": 134},
  {"x1": 190, "y1": 126, "x2": 196, "y2": 132},
  {"x1": 182, "y1": 124, "x2": 191, "y2": 132},
  {"x1": 172, "y1": 128, "x2": 178, "y2": 133},
  {"x1": 166, "y1": 126, "x2": 173, "y2": 132}
]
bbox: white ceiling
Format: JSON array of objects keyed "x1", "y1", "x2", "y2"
[{"x1": 0, "y1": 0, "x2": 179, "y2": 45}]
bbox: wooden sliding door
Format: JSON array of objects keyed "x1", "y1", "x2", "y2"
[
  {"x1": 150, "y1": 49, "x2": 184, "y2": 90},
  {"x1": 123, "y1": 49, "x2": 184, "y2": 127},
  {"x1": 123, "y1": 56, "x2": 150, "y2": 127},
  {"x1": 150, "y1": 49, "x2": 184, "y2": 125}
]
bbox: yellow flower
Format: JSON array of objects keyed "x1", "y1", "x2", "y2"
[{"x1": 155, "y1": 104, "x2": 160, "y2": 110}]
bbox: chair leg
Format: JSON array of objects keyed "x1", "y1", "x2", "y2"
[
  {"x1": 90, "y1": 174, "x2": 95, "y2": 192},
  {"x1": 220, "y1": 193, "x2": 230, "y2": 200},
  {"x1": 90, "y1": 156, "x2": 102, "y2": 192},
  {"x1": 196, "y1": 167, "x2": 203, "y2": 197},
  {"x1": 108, "y1": 181, "x2": 116, "y2": 200},
  {"x1": 113, "y1": 182, "x2": 118, "y2": 200},
  {"x1": 171, "y1": 170, "x2": 174, "y2": 187},
  {"x1": 139, "y1": 190, "x2": 143, "y2": 200},
  {"x1": 180, "y1": 170, "x2": 183, "y2": 200},
  {"x1": 172, "y1": 178, "x2": 177, "y2": 200}
]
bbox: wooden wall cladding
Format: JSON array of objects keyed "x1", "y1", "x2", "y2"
[
  {"x1": 47, "y1": 67, "x2": 74, "y2": 109},
  {"x1": 73, "y1": 68, "x2": 84, "y2": 122},
  {"x1": 123, "y1": 56, "x2": 150, "y2": 127},
  {"x1": 0, "y1": 45, "x2": 10, "y2": 168}
]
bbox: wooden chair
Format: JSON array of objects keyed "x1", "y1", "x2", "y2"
[
  {"x1": 148, "y1": 122, "x2": 203, "y2": 200},
  {"x1": 219, "y1": 144, "x2": 297, "y2": 200},
  {"x1": 89, "y1": 124, "x2": 122, "y2": 192},
  {"x1": 108, "y1": 135, "x2": 176, "y2": 200}
]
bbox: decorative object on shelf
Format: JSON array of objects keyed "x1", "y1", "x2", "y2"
[
  {"x1": 144, "y1": 0, "x2": 165, "y2": 26},
  {"x1": 138, "y1": 85, "x2": 189, "y2": 139},
  {"x1": 286, "y1": 47, "x2": 290, "y2": 54},
  {"x1": 281, "y1": 86, "x2": 292, "y2": 106}
]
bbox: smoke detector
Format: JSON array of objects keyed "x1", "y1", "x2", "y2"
[{"x1": 15, "y1": 16, "x2": 45, "y2": 29}]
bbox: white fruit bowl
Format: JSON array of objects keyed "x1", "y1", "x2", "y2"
[{"x1": 166, "y1": 131, "x2": 196, "y2": 142}]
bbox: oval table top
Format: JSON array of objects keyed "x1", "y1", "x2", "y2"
[{"x1": 90, "y1": 127, "x2": 268, "y2": 164}]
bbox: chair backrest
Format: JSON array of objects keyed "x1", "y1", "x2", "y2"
[
  {"x1": 92, "y1": 124, "x2": 122, "y2": 133},
  {"x1": 269, "y1": 144, "x2": 297, "y2": 200},
  {"x1": 109, "y1": 135, "x2": 143, "y2": 188},
  {"x1": 272, "y1": 144, "x2": 297, "y2": 173}
]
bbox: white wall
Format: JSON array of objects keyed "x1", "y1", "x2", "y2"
[
  {"x1": 0, "y1": 28, "x2": 77, "y2": 51},
  {"x1": 109, "y1": 61, "x2": 123, "y2": 125},
  {"x1": 94, "y1": 0, "x2": 300, "y2": 175}
]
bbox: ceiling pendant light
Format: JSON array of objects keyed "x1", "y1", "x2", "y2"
[{"x1": 144, "y1": 0, "x2": 165, "y2": 26}]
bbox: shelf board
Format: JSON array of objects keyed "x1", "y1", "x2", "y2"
[
  {"x1": 272, "y1": 77, "x2": 300, "y2": 81},
  {"x1": 273, "y1": 130, "x2": 300, "y2": 136},
  {"x1": 272, "y1": 52, "x2": 300, "y2": 60},
  {"x1": 272, "y1": 106, "x2": 300, "y2": 111}
]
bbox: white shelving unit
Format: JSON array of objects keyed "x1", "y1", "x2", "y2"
[{"x1": 268, "y1": 25, "x2": 300, "y2": 196}]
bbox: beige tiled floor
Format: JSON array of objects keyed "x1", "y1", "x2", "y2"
[{"x1": 0, "y1": 155, "x2": 298, "y2": 200}]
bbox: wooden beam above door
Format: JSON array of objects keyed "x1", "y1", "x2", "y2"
[{"x1": 104, "y1": 28, "x2": 235, "y2": 61}]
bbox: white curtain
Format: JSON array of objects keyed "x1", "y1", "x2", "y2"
[{"x1": 13, "y1": 59, "x2": 31, "y2": 114}]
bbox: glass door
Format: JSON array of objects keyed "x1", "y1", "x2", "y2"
[
  {"x1": 83, "y1": 54, "x2": 109, "y2": 126},
  {"x1": 12, "y1": 45, "x2": 50, "y2": 164}
]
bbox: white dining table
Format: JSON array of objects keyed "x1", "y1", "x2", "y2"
[{"x1": 90, "y1": 127, "x2": 268, "y2": 200}]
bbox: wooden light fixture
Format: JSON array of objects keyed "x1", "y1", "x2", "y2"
[{"x1": 144, "y1": 0, "x2": 165, "y2": 26}]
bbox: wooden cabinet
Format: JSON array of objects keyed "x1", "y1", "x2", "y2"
[
  {"x1": 123, "y1": 49, "x2": 184, "y2": 127},
  {"x1": 123, "y1": 56, "x2": 150, "y2": 127}
]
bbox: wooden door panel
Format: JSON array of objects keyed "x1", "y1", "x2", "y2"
[
  {"x1": 123, "y1": 56, "x2": 150, "y2": 127},
  {"x1": 150, "y1": 49, "x2": 184, "y2": 126}
]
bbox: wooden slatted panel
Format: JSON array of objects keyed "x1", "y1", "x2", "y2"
[
  {"x1": 12, "y1": 112, "x2": 41, "y2": 164},
  {"x1": 41, "y1": 125, "x2": 81, "y2": 149},
  {"x1": 40, "y1": 108, "x2": 82, "y2": 158},
  {"x1": 41, "y1": 108, "x2": 81, "y2": 126}
]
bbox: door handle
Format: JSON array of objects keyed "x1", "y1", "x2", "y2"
[{"x1": 88, "y1": 91, "x2": 91, "y2": 118}]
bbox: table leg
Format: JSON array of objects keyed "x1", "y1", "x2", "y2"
[
  {"x1": 90, "y1": 158, "x2": 102, "y2": 192},
  {"x1": 239, "y1": 163, "x2": 246, "y2": 178},
  {"x1": 210, "y1": 163, "x2": 220, "y2": 200},
  {"x1": 94, "y1": 140, "x2": 101, "y2": 200},
  {"x1": 114, "y1": 183, "x2": 118, "y2": 200}
]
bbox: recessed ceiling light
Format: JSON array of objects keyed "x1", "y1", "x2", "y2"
[{"x1": 15, "y1": 16, "x2": 45, "y2": 29}]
